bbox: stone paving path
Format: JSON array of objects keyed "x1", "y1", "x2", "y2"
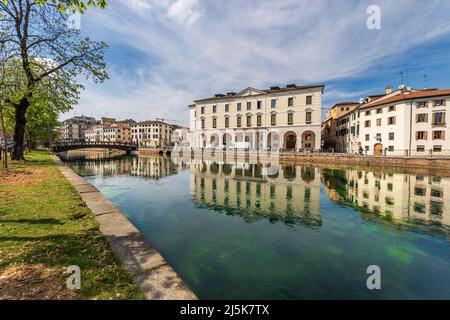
[{"x1": 53, "y1": 155, "x2": 197, "y2": 300}]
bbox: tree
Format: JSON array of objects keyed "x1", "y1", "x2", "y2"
[
  {"x1": 1, "y1": 56, "x2": 81, "y2": 151},
  {"x1": 0, "y1": 0, "x2": 108, "y2": 160},
  {"x1": 0, "y1": 100, "x2": 9, "y2": 171},
  {"x1": 1, "y1": 1, "x2": 107, "y2": 13}
]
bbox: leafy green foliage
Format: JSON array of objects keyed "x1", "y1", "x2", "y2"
[
  {"x1": 0, "y1": 0, "x2": 108, "y2": 158},
  {"x1": 1, "y1": 0, "x2": 107, "y2": 13},
  {"x1": 1, "y1": 58, "x2": 81, "y2": 145}
]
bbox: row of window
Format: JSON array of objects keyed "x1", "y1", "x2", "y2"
[
  {"x1": 200, "y1": 112, "x2": 312, "y2": 129},
  {"x1": 344, "y1": 113, "x2": 446, "y2": 136},
  {"x1": 364, "y1": 116, "x2": 397, "y2": 127},
  {"x1": 362, "y1": 100, "x2": 446, "y2": 116},
  {"x1": 416, "y1": 112, "x2": 446, "y2": 125},
  {"x1": 362, "y1": 131, "x2": 446, "y2": 142},
  {"x1": 200, "y1": 96, "x2": 313, "y2": 115},
  {"x1": 417, "y1": 100, "x2": 446, "y2": 108},
  {"x1": 132, "y1": 128, "x2": 161, "y2": 133},
  {"x1": 133, "y1": 134, "x2": 164, "y2": 139},
  {"x1": 364, "y1": 106, "x2": 396, "y2": 116}
]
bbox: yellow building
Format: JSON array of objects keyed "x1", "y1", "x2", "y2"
[{"x1": 321, "y1": 102, "x2": 359, "y2": 150}]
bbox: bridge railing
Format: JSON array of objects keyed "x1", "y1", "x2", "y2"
[{"x1": 53, "y1": 140, "x2": 138, "y2": 149}]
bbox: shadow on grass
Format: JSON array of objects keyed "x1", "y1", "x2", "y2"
[
  {"x1": 0, "y1": 218, "x2": 65, "y2": 225},
  {"x1": 0, "y1": 229, "x2": 141, "y2": 299}
]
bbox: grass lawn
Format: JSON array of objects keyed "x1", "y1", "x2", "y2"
[{"x1": 0, "y1": 150, "x2": 145, "y2": 300}]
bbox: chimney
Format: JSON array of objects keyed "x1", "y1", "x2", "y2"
[{"x1": 385, "y1": 85, "x2": 393, "y2": 95}]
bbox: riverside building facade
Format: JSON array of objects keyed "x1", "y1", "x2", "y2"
[
  {"x1": 131, "y1": 120, "x2": 173, "y2": 149},
  {"x1": 357, "y1": 87, "x2": 450, "y2": 156},
  {"x1": 189, "y1": 84, "x2": 324, "y2": 152},
  {"x1": 59, "y1": 115, "x2": 98, "y2": 142}
]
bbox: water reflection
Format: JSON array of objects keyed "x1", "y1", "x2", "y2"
[
  {"x1": 189, "y1": 160, "x2": 321, "y2": 228},
  {"x1": 66, "y1": 153, "x2": 450, "y2": 299},
  {"x1": 65, "y1": 153, "x2": 450, "y2": 232},
  {"x1": 322, "y1": 168, "x2": 450, "y2": 231}
]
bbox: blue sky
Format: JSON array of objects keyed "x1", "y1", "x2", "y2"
[{"x1": 64, "y1": 0, "x2": 450, "y2": 125}]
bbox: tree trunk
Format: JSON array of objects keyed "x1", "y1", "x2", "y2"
[
  {"x1": 11, "y1": 98, "x2": 29, "y2": 160},
  {"x1": 0, "y1": 101, "x2": 7, "y2": 170}
]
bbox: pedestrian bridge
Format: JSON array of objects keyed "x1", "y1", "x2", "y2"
[{"x1": 52, "y1": 141, "x2": 138, "y2": 154}]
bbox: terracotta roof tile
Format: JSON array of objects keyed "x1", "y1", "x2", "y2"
[{"x1": 359, "y1": 89, "x2": 450, "y2": 110}]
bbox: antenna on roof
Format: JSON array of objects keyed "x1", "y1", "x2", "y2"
[
  {"x1": 398, "y1": 71, "x2": 404, "y2": 85},
  {"x1": 404, "y1": 63, "x2": 409, "y2": 86},
  {"x1": 422, "y1": 74, "x2": 428, "y2": 89}
]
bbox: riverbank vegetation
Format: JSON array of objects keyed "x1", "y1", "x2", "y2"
[
  {"x1": 0, "y1": 150, "x2": 144, "y2": 299},
  {"x1": 0, "y1": 0, "x2": 108, "y2": 160}
]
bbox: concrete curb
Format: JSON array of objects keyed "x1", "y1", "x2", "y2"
[{"x1": 52, "y1": 155, "x2": 197, "y2": 300}]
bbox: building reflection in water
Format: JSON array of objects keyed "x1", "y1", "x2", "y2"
[
  {"x1": 65, "y1": 152, "x2": 450, "y2": 230},
  {"x1": 67, "y1": 155, "x2": 186, "y2": 179},
  {"x1": 322, "y1": 168, "x2": 450, "y2": 229},
  {"x1": 189, "y1": 159, "x2": 322, "y2": 228}
]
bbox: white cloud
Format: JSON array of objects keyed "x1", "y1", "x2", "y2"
[
  {"x1": 122, "y1": 0, "x2": 152, "y2": 11},
  {"x1": 68, "y1": 0, "x2": 450, "y2": 123},
  {"x1": 167, "y1": 0, "x2": 201, "y2": 26}
]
